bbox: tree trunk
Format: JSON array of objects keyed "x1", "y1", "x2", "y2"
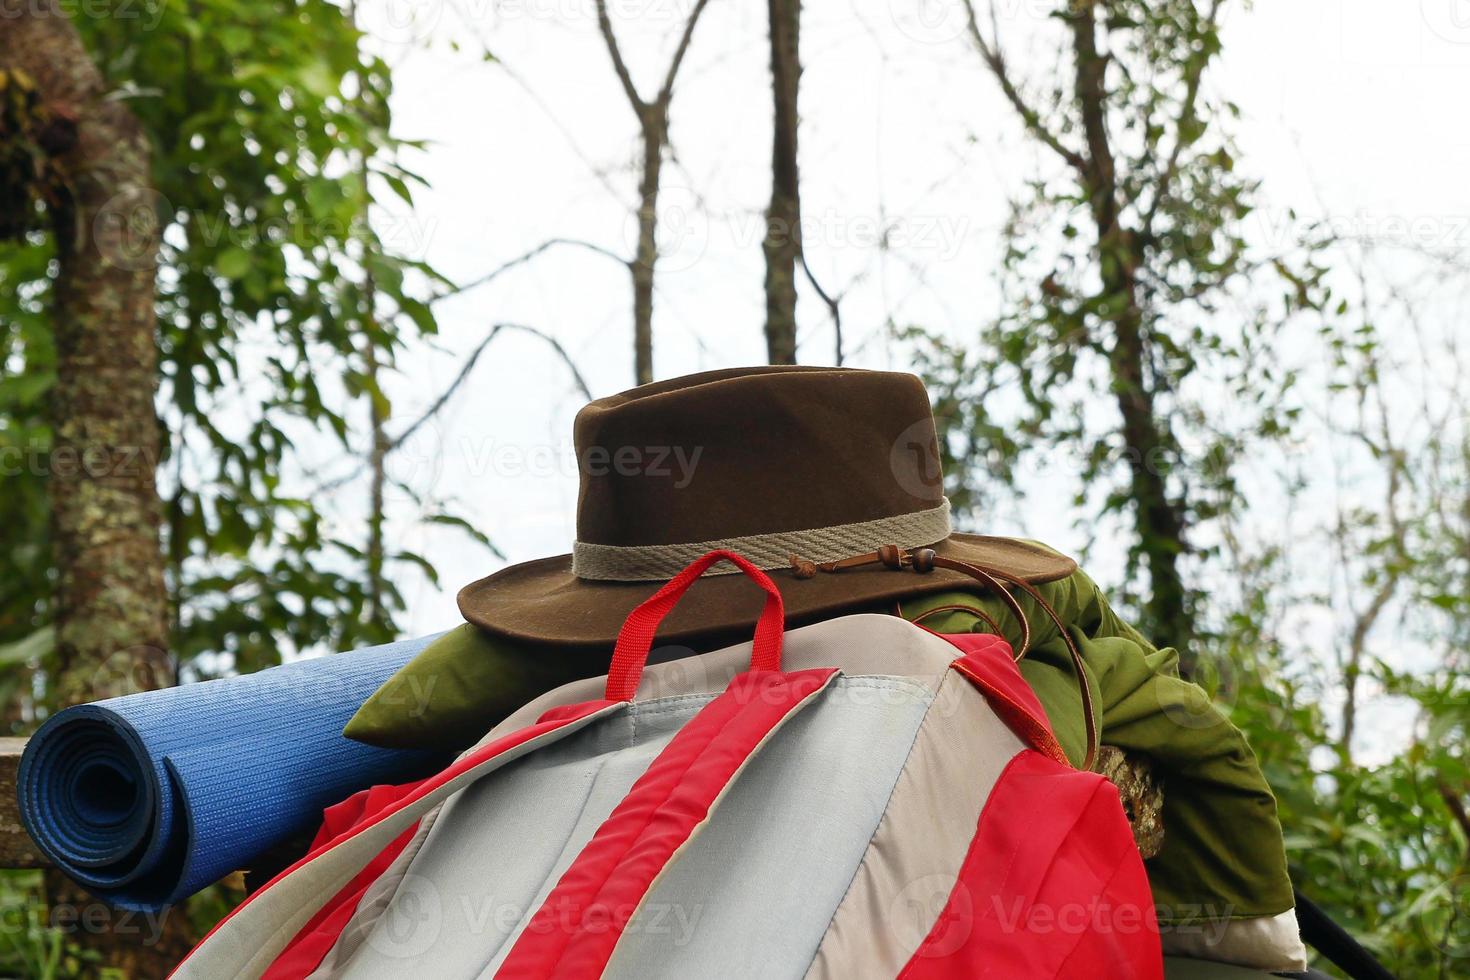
[
  {"x1": 594, "y1": 0, "x2": 709, "y2": 387},
  {"x1": 1068, "y1": 0, "x2": 1193, "y2": 651},
  {"x1": 3, "y1": 0, "x2": 172, "y2": 710},
  {"x1": 2, "y1": 4, "x2": 187, "y2": 975},
  {"x1": 1108, "y1": 298, "x2": 1192, "y2": 650},
  {"x1": 762, "y1": 0, "x2": 801, "y2": 365},
  {"x1": 358, "y1": 128, "x2": 389, "y2": 631},
  {"x1": 364, "y1": 340, "x2": 389, "y2": 628},
  {"x1": 632, "y1": 118, "x2": 663, "y2": 385}
]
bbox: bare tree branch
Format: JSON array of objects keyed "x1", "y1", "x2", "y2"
[
  {"x1": 1440, "y1": 781, "x2": 1470, "y2": 857},
  {"x1": 441, "y1": 237, "x2": 630, "y2": 302},
  {"x1": 363, "y1": 338, "x2": 389, "y2": 623},
  {"x1": 800, "y1": 252, "x2": 844, "y2": 364},
  {"x1": 1068, "y1": 1, "x2": 1118, "y2": 211},
  {"x1": 1332, "y1": 247, "x2": 1416, "y2": 753},
  {"x1": 960, "y1": 0, "x2": 1087, "y2": 173},
  {"x1": 592, "y1": 0, "x2": 715, "y2": 383},
  {"x1": 316, "y1": 324, "x2": 591, "y2": 495},
  {"x1": 594, "y1": 0, "x2": 646, "y2": 112},
  {"x1": 390, "y1": 323, "x2": 592, "y2": 454},
  {"x1": 492, "y1": 56, "x2": 629, "y2": 204},
  {"x1": 658, "y1": 0, "x2": 714, "y2": 106}
]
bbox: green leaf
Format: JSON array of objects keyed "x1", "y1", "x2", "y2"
[
  {"x1": 305, "y1": 179, "x2": 343, "y2": 220},
  {"x1": 381, "y1": 173, "x2": 414, "y2": 206},
  {"x1": 0, "y1": 371, "x2": 55, "y2": 408},
  {"x1": 216, "y1": 246, "x2": 251, "y2": 281}
]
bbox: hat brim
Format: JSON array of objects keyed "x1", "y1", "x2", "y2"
[{"x1": 457, "y1": 533, "x2": 1077, "y2": 651}]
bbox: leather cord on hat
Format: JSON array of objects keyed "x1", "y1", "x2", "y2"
[
  {"x1": 974, "y1": 561, "x2": 1100, "y2": 773},
  {"x1": 901, "y1": 601, "x2": 1007, "y2": 638},
  {"x1": 790, "y1": 545, "x2": 1031, "y2": 654},
  {"x1": 791, "y1": 545, "x2": 1099, "y2": 771}
]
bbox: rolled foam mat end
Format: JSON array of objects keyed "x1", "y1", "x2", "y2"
[{"x1": 18, "y1": 635, "x2": 445, "y2": 911}]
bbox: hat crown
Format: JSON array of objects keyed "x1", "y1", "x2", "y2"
[
  {"x1": 458, "y1": 365, "x2": 1074, "y2": 646},
  {"x1": 572, "y1": 366, "x2": 945, "y2": 553}
]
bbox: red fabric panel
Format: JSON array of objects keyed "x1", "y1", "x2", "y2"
[
  {"x1": 936, "y1": 630, "x2": 1071, "y2": 766},
  {"x1": 495, "y1": 668, "x2": 836, "y2": 980},
  {"x1": 606, "y1": 550, "x2": 784, "y2": 701},
  {"x1": 307, "y1": 779, "x2": 431, "y2": 853},
  {"x1": 175, "y1": 699, "x2": 618, "y2": 977},
  {"x1": 898, "y1": 751, "x2": 1162, "y2": 980}
]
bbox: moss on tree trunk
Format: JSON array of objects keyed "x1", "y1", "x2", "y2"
[{"x1": 2, "y1": 3, "x2": 187, "y2": 975}]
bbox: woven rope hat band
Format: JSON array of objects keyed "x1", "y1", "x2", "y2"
[{"x1": 572, "y1": 498, "x2": 954, "y2": 582}]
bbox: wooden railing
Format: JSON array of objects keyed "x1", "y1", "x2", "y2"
[{"x1": 0, "y1": 738, "x2": 46, "y2": 868}]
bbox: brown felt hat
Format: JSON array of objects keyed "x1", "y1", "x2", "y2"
[{"x1": 458, "y1": 365, "x2": 1075, "y2": 649}]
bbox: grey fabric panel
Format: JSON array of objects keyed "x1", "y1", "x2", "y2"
[
  {"x1": 806, "y1": 672, "x2": 1025, "y2": 979},
  {"x1": 604, "y1": 676, "x2": 935, "y2": 980},
  {"x1": 305, "y1": 797, "x2": 448, "y2": 979},
  {"x1": 489, "y1": 614, "x2": 957, "y2": 740},
  {"x1": 326, "y1": 696, "x2": 714, "y2": 978},
  {"x1": 175, "y1": 705, "x2": 623, "y2": 980}
]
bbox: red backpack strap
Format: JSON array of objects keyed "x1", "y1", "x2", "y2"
[{"x1": 605, "y1": 549, "x2": 785, "y2": 701}]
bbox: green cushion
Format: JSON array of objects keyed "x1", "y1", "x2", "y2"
[{"x1": 343, "y1": 623, "x2": 605, "y2": 753}]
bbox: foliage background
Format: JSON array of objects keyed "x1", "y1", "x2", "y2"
[{"x1": 1, "y1": 0, "x2": 1467, "y2": 975}]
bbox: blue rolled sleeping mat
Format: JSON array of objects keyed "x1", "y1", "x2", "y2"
[{"x1": 18, "y1": 634, "x2": 445, "y2": 912}]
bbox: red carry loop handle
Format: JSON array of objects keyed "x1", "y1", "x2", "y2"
[{"x1": 604, "y1": 550, "x2": 785, "y2": 702}]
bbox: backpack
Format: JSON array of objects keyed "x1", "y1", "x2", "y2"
[{"x1": 176, "y1": 551, "x2": 1162, "y2": 979}]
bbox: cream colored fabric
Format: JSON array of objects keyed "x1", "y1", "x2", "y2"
[
  {"x1": 571, "y1": 498, "x2": 952, "y2": 580},
  {"x1": 805, "y1": 671, "x2": 1026, "y2": 979},
  {"x1": 1161, "y1": 908, "x2": 1307, "y2": 973}
]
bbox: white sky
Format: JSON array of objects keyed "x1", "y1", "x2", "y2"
[{"x1": 327, "y1": 1, "x2": 1469, "y2": 752}]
